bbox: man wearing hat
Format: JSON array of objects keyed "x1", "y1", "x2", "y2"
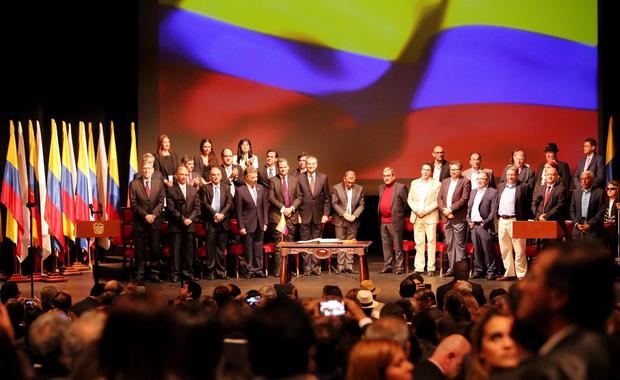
[
  {"x1": 356, "y1": 289, "x2": 383, "y2": 319},
  {"x1": 359, "y1": 280, "x2": 384, "y2": 318},
  {"x1": 535, "y1": 143, "x2": 572, "y2": 190}
]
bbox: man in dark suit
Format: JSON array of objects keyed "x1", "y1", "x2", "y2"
[
  {"x1": 331, "y1": 170, "x2": 365, "y2": 273},
  {"x1": 378, "y1": 167, "x2": 409, "y2": 275},
  {"x1": 71, "y1": 283, "x2": 104, "y2": 317},
  {"x1": 268, "y1": 158, "x2": 302, "y2": 276},
  {"x1": 129, "y1": 162, "x2": 166, "y2": 282},
  {"x1": 295, "y1": 152, "x2": 307, "y2": 176},
  {"x1": 413, "y1": 334, "x2": 471, "y2": 380},
  {"x1": 438, "y1": 161, "x2": 471, "y2": 276},
  {"x1": 221, "y1": 147, "x2": 244, "y2": 197},
  {"x1": 236, "y1": 167, "x2": 269, "y2": 279},
  {"x1": 298, "y1": 155, "x2": 331, "y2": 275},
  {"x1": 497, "y1": 166, "x2": 531, "y2": 280},
  {"x1": 201, "y1": 167, "x2": 233, "y2": 280},
  {"x1": 574, "y1": 137, "x2": 605, "y2": 188},
  {"x1": 500, "y1": 149, "x2": 536, "y2": 190},
  {"x1": 467, "y1": 172, "x2": 499, "y2": 280},
  {"x1": 432, "y1": 145, "x2": 450, "y2": 182},
  {"x1": 166, "y1": 166, "x2": 201, "y2": 281},
  {"x1": 531, "y1": 166, "x2": 568, "y2": 239},
  {"x1": 436, "y1": 260, "x2": 486, "y2": 310},
  {"x1": 516, "y1": 241, "x2": 616, "y2": 380},
  {"x1": 570, "y1": 171, "x2": 606, "y2": 239},
  {"x1": 258, "y1": 149, "x2": 278, "y2": 188},
  {"x1": 535, "y1": 143, "x2": 571, "y2": 190}
]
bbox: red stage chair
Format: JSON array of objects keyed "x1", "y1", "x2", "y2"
[
  {"x1": 228, "y1": 219, "x2": 246, "y2": 278},
  {"x1": 263, "y1": 242, "x2": 277, "y2": 276},
  {"x1": 120, "y1": 207, "x2": 135, "y2": 270},
  {"x1": 402, "y1": 219, "x2": 415, "y2": 274}
]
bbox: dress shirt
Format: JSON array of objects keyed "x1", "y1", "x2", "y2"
[
  {"x1": 417, "y1": 180, "x2": 433, "y2": 210},
  {"x1": 433, "y1": 163, "x2": 442, "y2": 181},
  {"x1": 249, "y1": 185, "x2": 258, "y2": 205},
  {"x1": 498, "y1": 183, "x2": 517, "y2": 216},
  {"x1": 470, "y1": 168, "x2": 481, "y2": 186},
  {"x1": 580, "y1": 188, "x2": 592, "y2": 221},
  {"x1": 584, "y1": 154, "x2": 593, "y2": 172},
  {"x1": 605, "y1": 199, "x2": 617, "y2": 224},
  {"x1": 267, "y1": 166, "x2": 276, "y2": 178},
  {"x1": 446, "y1": 178, "x2": 459, "y2": 209},
  {"x1": 179, "y1": 183, "x2": 187, "y2": 199},
  {"x1": 470, "y1": 187, "x2": 487, "y2": 222},
  {"x1": 346, "y1": 187, "x2": 353, "y2": 214}
]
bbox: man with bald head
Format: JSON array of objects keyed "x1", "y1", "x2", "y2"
[
  {"x1": 166, "y1": 165, "x2": 201, "y2": 281},
  {"x1": 221, "y1": 147, "x2": 244, "y2": 197},
  {"x1": 331, "y1": 170, "x2": 365, "y2": 273},
  {"x1": 432, "y1": 145, "x2": 450, "y2": 182},
  {"x1": 414, "y1": 334, "x2": 471, "y2": 379}
]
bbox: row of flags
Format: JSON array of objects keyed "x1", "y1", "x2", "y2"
[{"x1": 0, "y1": 120, "x2": 138, "y2": 264}]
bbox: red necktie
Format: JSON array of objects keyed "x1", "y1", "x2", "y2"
[
  {"x1": 145, "y1": 180, "x2": 151, "y2": 198},
  {"x1": 309, "y1": 175, "x2": 315, "y2": 196},
  {"x1": 543, "y1": 186, "x2": 552, "y2": 209},
  {"x1": 282, "y1": 177, "x2": 290, "y2": 207}
]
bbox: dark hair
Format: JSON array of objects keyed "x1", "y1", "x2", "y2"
[
  {"x1": 185, "y1": 281, "x2": 202, "y2": 299},
  {"x1": 297, "y1": 152, "x2": 308, "y2": 160},
  {"x1": 236, "y1": 138, "x2": 254, "y2": 163},
  {"x1": 199, "y1": 138, "x2": 218, "y2": 167},
  {"x1": 584, "y1": 137, "x2": 597, "y2": 148},
  {"x1": 379, "y1": 303, "x2": 406, "y2": 321},
  {"x1": 414, "y1": 289, "x2": 437, "y2": 305},
  {"x1": 213, "y1": 285, "x2": 232, "y2": 307},
  {"x1": 247, "y1": 299, "x2": 315, "y2": 378},
  {"x1": 443, "y1": 290, "x2": 471, "y2": 322},
  {"x1": 227, "y1": 283, "x2": 242, "y2": 298},
  {"x1": 53, "y1": 291, "x2": 72, "y2": 313},
  {"x1": 488, "y1": 288, "x2": 508, "y2": 303},
  {"x1": 454, "y1": 260, "x2": 470, "y2": 280},
  {"x1": 322, "y1": 285, "x2": 343, "y2": 298},
  {"x1": 450, "y1": 160, "x2": 463, "y2": 169},
  {"x1": 90, "y1": 283, "x2": 106, "y2": 297},
  {"x1": 0, "y1": 282, "x2": 19, "y2": 304},
  {"x1": 266, "y1": 149, "x2": 279, "y2": 158},
  {"x1": 399, "y1": 278, "x2": 417, "y2": 298}
]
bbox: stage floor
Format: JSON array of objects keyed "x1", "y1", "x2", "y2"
[{"x1": 11, "y1": 257, "x2": 515, "y2": 303}]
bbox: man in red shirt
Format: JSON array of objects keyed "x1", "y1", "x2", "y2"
[{"x1": 378, "y1": 167, "x2": 409, "y2": 275}]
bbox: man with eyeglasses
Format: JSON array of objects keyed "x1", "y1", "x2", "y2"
[
  {"x1": 431, "y1": 145, "x2": 450, "y2": 182},
  {"x1": 570, "y1": 171, "x2": 606, "y2": 239},
  {"x1": 574, "y1": 138, "x2": 605, "y2": 189},
  {"x1": 604, "y1": 181, "x2": 620, "y2": 257}
]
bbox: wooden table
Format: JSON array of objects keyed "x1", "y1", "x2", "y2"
[{"x1": 277, "y1": 241, "x2": 372, "y2": 285}]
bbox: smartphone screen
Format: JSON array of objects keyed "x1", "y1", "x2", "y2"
[
  {"x1": 320, "y1": 300, "x2": 345, "y2": 316},
  {"x1": 246, "y1": 296, "x2": 261, "y2": 307}
]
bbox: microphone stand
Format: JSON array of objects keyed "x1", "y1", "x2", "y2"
[{"x1": 89, "y1": 204, "x2": 103, "y2": 284}]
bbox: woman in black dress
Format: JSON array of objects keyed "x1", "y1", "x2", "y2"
[
  {"x1": 194, "y1": 138, "x2": 218, "y2": 184},
  {"x1": 154, "y1": 134, "x2": 178, "y2": 188}
]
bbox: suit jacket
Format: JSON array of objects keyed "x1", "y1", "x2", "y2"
[
  {"x1": 71, "y1": 296, "x2": 98, "y2": 317},
  {"x1": 500, "y1": 165, "x2": 536, "y2": 190},
  {"x1": 221, "y1": 164, "x2": 245, "y2": 188},
  {"x1": 166, "y1": 182, "x2": 201, "y2": 233},
  {"x1": 570, "y1": 187, "x2": 606, "y2": 234},
  {"x1": 436, "y1": 279, "x2": 486, "y2": 310},
  {"x1": 531, "y1": 183, "x2": 567, "y2": 221},
  {"x1": 536, "y1": 160, "x2": 571, "y2": 190},
  {"x1": 154, "y1": 152, "x2": 179, "y2": 182},
  {"x1": 496, "y1": 181, "x2": 531, "y2": 220},
  {"x1": 407, "y1": 178, "x2": 440, "y2": 224},
  {"x1": 201, "y1": 183, "x2": 233, "y2": 230},
  {"x1": 467, "y1": 187, "x2": 499, "y2": 231},
  {"x1": 235, "y1": 184, "x2": 269, "y2": 232},
  {"x1": 331, "y1": 183, "x2": 365, "y2": 227},
  {"x1": 298, "y1": 172, "x2": 331, "y2": 224},
  {"x1": 129, "y1": 176, "x2": 165, "y2": 230},
  {"x1": 258, "y1": 165, "x2": 278, "y2": 188},
  {"x1": 435, "y1": 160, "x2": 450, "y2": 182},
  {"x1": 378, "y1": 182, "x2": 409, "y2": 231},
  {"x1": 268, "y1": 174, "x2": 303, "y2": 225},
  {"x1": 463, "y1": 167, "x2": 496, "y2": 188},
  {"x1": 437, "y1": 177, "x2": 471, "y2": 222},
  {"x1": 574, "y1": 154, "x2": 605, "y2": 188},
  {"x1": 193, "y1": 154, "x2": 215, "y2": 180},
  {"x1": 413, "y1": 360, "x2": 447, "y2": 380}
]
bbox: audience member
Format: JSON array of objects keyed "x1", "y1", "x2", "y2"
[
  {"x1": 414, "y1": 334, "x2": 471, "y2": 380},
  {"x1": 346, "y1": 339, "x2": 413, "y2": 380}
]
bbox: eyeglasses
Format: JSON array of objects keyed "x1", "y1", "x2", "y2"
[
  {"x1": 606, "y1": 188, "x2": 618, "y2": 191},
  {"x1": 433, "y1": 151, "x2": 444, "y2": 154}
]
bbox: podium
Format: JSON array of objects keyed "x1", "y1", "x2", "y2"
[
  {"x1": 513, "y1": 221, "x2": 563, "y2": 239},
  {"x1": 76, "y1": 220, "x2": 121, "y2": 284}
]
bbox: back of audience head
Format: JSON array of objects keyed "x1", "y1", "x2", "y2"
[
  {"x1": 40, "y1": 285, "x2": 58, "y2": 312},
  {"x1": 248, "y1": 299, "x2": 315, "y2": 379},
  {"x1": 213, "y1": 285, "x2": 233, "y2": 307},
  {"x1": 1, "y1": 281, "x2": 19, "y2": 304},
  {"x1": 323, "y1": 284, "x2": 343, "y2": 300},
  {"x1": 443, "y1": 290, "x2": 471, "y2": 322},
  {"x1": 89, "y1": 283, "x2": 106, "y2": 298},
  {"x1": 380, "y1": 303, "x2": 407, "y2": 322},
  {"x1": 488, "y1": 288, "x2": 508, "y2": 304},
  {"x1": 395, "y1": 299, "x2": 414, "y2": 323},
  {"x1": 52, "y1": 291, "x2": 72, "y2": 315},
  {"x1": 62, "y1": 310, "x2": 107, "y2": 374},
  {"x1": 346, "y1": 339, "x2": 413, "y2": 380},
  {"x1": 104, "y1": 280, "x2": 123, "y2": 295},
  {"x1": 413, "y1": 289, "x2": 436, "y2": 313},
  {"x1": 259, "y1": 285, "x2": 277, "y2": 302},
  {"x1": 218, "y1": 299, "x2": 252, "y2": 339},
  {"x1": 399, "y1": 277, "x2": 418, "y2": 298},
  {"x1": 226, "y1": 283, "x2": 241, "y2": 298},
  {"x1": 365, "y1": 316, "x2": 410, "y2": 351},
  {"x1": 428, "y1": 334, "x2": 472, "y2": 379},
  {"x1": 28, "y1": 311, "x2": 71, "y2": 373}
]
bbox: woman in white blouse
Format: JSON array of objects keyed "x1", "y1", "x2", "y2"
[{"x1": 233, "y1": 138, "x2": 259, "y2": 170}]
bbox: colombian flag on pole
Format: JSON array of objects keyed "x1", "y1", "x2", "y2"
[
  {"x1": 61, "y1": 121, "x2": 76, "y2": 243},
  {"x1": 106, "y1": 122, "x2": 121, "y2": 222},
  {"x1": 1, "y1": 121, "x2": 25, "y2": 260},
  {"x1": 17, "y1": 122, "x2": 31, "y2": 262},
  {"x1": 96, "y1": 123, "x2": 110, "y2": 249},
  {"x1": 45, "y1": 120, "x2": 64, "y2": 252},
  {"x1": 68, "y1": 123, "x2": 78, "y2": 194},
  {"x1": 28, "y1": 121, "x2": 41, "y2": 248},
  {"x1": 87, "y1": 122, "x2": 99, "y2": 213},
  {"x1": 75, "y1": 121, "x2": 92, "y2": 251},
  {"x1": 35, "y1": 121, "x2": 51, "y2": 259},
  {"x1": 127, "y1": 122, "x2": 139, "y2": 206},
  {"x1": 606, "y1": 116, "x2": 615, "y2": 182}
]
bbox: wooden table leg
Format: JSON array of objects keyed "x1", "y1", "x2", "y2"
[
  {"x1": 280, "y1": 249, "x2": 288, "y2": 285},
  {"x1": 359, "y1": 248, "x2": 369, "y2": 281}
]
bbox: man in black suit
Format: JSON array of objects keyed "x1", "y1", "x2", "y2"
[
  {"x1": 378, "y1": 167, "x2": 409, "y2": 275},
  {"x1": 236, "y1": 167, "x2": 269, "y2": 279},
  {"x1": 516, "y1": 241, "x2": 616, "y2": 379},
  {"x1": 129, "y1": 162, "x2": 166, "y2": 282},
  {"x1": 411, "y1": 288, "x2": 444, "y2": 345},
  {"x1": 298, "y1": 155, "x2": 331, "y2": 275},
  {"x1": 331, "y1": 170, "x2": 365, "y2": 273},
  {"x1": 531, "y1": 166, "x2": 568, "y2": 239},
  {"x1": 268, "y1": 158, "x2": 302, "y2": 276},
  {"x1": 497, "y1": 166, "x2": 531, "y2": 280},
  {"x1": 535, "y1": 143, "x2": 571, "y2": 190},
  {"x1": 570, "y1": 171, "x2": 606, "y2": 239},
  {"x1": 432, "y1": 145, "x2": 450, "y2": 182},
  {"x1": 436, "y1": 260, "x2": 486, "y2": 310},
  {"x1": 413, "y1": 334, "x2": 471, "y2": 380},
  {"x1": 71, "y1": 283, "x2": 104, "y2": 317},
  {"x1": 166, "y1": 166, "x2": 201, "y2": 281},
  {"x1": 201, "y1": 167, "x2": 233, "y2": 280},
  {"x1": 467, "y1": 172, "x2": 499, "y2": 280},
  {"x1": 500, "y1": 149, "x2": 536, "y2": 190},
  {"x1": 574, "y1": 137, "x2": 605, "y2": 188},
  {"x1": 258, "y1": 149, "x2": 278, "y2": 188},
  {"x1": 221, "y1": 147, "x2": 244, "y2": 197}
]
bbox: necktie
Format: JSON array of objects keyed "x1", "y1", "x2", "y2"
[
  {"x1": 543, "y1": 186, "x2": 552, "y2": 209},
  {"x1": 145, "y1": 180, "x2": 151, "y2": 198},
  {"x1": 269, "y1": 168, "x2": 274, "y2": 178},
  {"x1": 282, "y1": 177, "x2": 290, "y2": 207},
  {"x1": 309, "y1": 175, "x2": 315, "y2": 196},
  {"x1": 213, "y1": 186, "x2": 220, "y2": 212},
  {"x1": 250, "y1": 186, "x2": 257, "y2": 205}
]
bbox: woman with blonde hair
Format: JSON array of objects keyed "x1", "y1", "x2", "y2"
[
  {"x1": 154, "y1": 134, "x2": 178, "y2": 188},
  {"x1": 346, "y1": 339, "x2": 413, "y2": 380}
]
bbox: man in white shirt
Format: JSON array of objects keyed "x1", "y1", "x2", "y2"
[
  {"x1": 467, "y1": 172, "x2": 499, "y2": 280},
  {"x1": 258, "y1": 149, "x2": 279, "y2": 188},
  {"x1": 431, "y1": 145, "x2": 450, "y2": 182},
  {"x1": 462, "y1": 152, "x2": 496, "y2": 188},
  {"x1": 407, "y1": 163, "x2": 441, "y2": 276}
]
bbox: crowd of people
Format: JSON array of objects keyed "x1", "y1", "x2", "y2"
[
  {"x1": 127, "y1": 135, "x2": 619, "y2": 283},
  {"x1": 1, "y1": 239, "x2": 618, "y2": 379}
]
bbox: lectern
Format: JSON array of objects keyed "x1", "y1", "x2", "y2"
[
  {"x1": 512, "y1": 221, "x2": 562, "y2": 239},
  {"x1": 76, "y1": 220, "x2": 121, "y2": 284}
]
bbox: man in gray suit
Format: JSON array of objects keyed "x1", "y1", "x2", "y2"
[
  {"x1": 467, "y1": 172, "x2": 499, "y2": 280},
  {"x1": 438, "y1": 161, "x2": 471, "y2": 277},
  {"x1": 570, "y1": 171, "x2": 606, "y2": 239},
  {"x1": 378, "y1": 167, "x2": 409, "y2": 275},
  {"x1": 331, "y1": 170, "x2": 365, "y2": 273}
]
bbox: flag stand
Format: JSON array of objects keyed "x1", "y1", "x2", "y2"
[
  {"x1": 41, "y1": 244, "x2": 67, "y2": 283},
  {"x1": 62, "y1": 243, "x2": 81, "y2": 276},
  {"x1": 8, "y1": 246, "x2": 30, "y2": 283}
]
